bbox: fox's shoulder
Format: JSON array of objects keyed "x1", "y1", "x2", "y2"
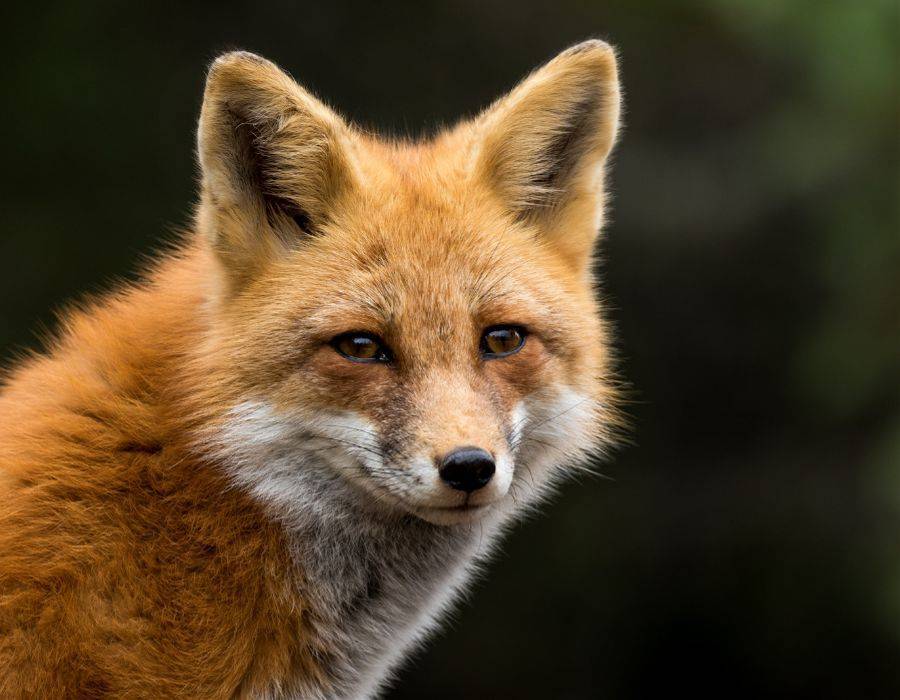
[
  {"x1": 0, "y1": 391, "x2": 320, "y2": 697},
  {"x1": 0, "y1": 242, "x2": 326, "y2": 696}
]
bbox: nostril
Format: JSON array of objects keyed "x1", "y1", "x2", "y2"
[{"x1": 438, "y1": 447, "x2": 496, "y2": 493}]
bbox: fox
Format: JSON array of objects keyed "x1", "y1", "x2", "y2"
[{"x1": 0, "y1": 40, "x2": 622, "y2": 698}]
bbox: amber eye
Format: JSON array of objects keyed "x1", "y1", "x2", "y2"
[
  {"x1": 330, "y1": 332, "x2": 391, "y2": 363},
  {"x1": 481, "y1": 325, "x2": 527, "y2": 359}
]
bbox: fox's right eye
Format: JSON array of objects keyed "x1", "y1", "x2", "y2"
[{"x1": 330, "y1": 332, "x2": 392, "y2": 363}]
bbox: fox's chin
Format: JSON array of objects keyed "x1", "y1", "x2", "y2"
[{"x1": 406, "y1": 501, "x2": 498, "y2": 526}]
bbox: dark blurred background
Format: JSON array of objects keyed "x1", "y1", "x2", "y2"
[{"x1": 2, "y1": 1, "x2": 898, "y2": 697}]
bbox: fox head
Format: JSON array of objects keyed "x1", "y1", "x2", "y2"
[{"x1": 194, "y1": 42, "x2": 622, "y2": 526}]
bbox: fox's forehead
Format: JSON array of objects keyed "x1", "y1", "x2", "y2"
[
  {"x1": 268, "y1": 160, "x2": 553, "y2": 307},
  {"x1": 282, "y1": 211, "x2": 561, "y2": 344}
]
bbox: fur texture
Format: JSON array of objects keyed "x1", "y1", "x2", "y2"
[{"x1": 0, "y1": 41, "x2": 622, "y2": 698}]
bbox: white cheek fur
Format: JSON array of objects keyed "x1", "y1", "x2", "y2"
[
  {"x1": 204, "y1": 400, "x2": 385, "y2": 521},
  {"x1": 209, "y1": 389, "x2": 599, "y2": 519},
  {"x1": 509, "y1": 401, "x2": 529, "y2": 447},
  {"x1": 507, "y1": 388, "x2": 599, "y2": 506},
  {"x1": 312, "y1": 411, "x2": 385, "y2": 474}
]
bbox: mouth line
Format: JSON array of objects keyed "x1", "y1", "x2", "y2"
[
  {"x1": 340, "y1": 463, "x2": 496, "y2": 520},
  {"x1": 420, "y1": 502, "x2": 491, "y2": 513}
]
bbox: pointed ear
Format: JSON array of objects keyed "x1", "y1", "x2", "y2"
[
  {"x1": 197, "y1": 51, "x2": 356, "y2": 288},
  {"x1": 473, "y1": 40, "x2": 621, "y2": 269}
]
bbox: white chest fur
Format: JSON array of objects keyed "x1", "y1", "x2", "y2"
[{"x1": 287, "y1": 502, "x2": 502, "y2": 699}]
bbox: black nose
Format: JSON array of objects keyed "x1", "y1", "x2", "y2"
[{"x1": 438, "y1": 447, "x2": 495, "y2": 493}]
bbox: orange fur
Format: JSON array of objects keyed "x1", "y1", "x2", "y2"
[{"x1": 0, "y1": 41, "x2": 621, "y2": 697}]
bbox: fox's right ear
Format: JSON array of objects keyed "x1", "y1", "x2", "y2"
[
  {"x1": 472, "y1": 41, "x2": 621, "y2": 272},
  {"x1": 197, "y1": 51, "x2": 356, "y2": 289}
]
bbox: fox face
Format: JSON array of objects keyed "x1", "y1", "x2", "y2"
[{"x1": 196, "y1": 43, "x2": 621, "y2": 526}]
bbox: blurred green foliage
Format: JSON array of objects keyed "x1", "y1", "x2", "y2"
[{"x1": 1, "y1": 0, "x2": 897, "y2": 697}]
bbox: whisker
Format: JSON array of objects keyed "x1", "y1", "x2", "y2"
[
  {"x1": 316, "y1": 423, "x2": 409, "y2": 464},
  {"x1": 510, "y1": 397, "x2": 593, "y2": 452}
]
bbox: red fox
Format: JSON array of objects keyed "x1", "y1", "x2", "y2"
[{"x1": 0, "y1": 41, "x2": 621, "y2": 698}]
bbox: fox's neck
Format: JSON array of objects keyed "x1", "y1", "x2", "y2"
[{"x1": 278, "y1": 464, "x2": 498, "y2": 697}]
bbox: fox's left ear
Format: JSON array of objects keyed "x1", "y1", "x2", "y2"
[
  {"x1": 473, "y1": 40, "x2": 621, "y2": 270},
  {"x1": 196, "y1": 51, "x2": 357, "y2": 291}
]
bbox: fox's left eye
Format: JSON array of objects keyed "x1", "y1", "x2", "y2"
[
  {"x1": 481, "y1": 325, "x2": 527, "y2": 358},
  {"x1": 331, "y1": 332, "x2": 391, "y2": 363}
]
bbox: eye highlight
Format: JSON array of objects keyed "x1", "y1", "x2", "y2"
[
  {"x1": 330, "y1": 332, "x2": 391, "y2": 363},
  {"x1": 481, "y1": 325, "x2": 527, "y2": 359}
]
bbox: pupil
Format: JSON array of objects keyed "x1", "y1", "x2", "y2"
[{"x1": 486, "y1": 328, "x2": 519, "y2": 355}]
